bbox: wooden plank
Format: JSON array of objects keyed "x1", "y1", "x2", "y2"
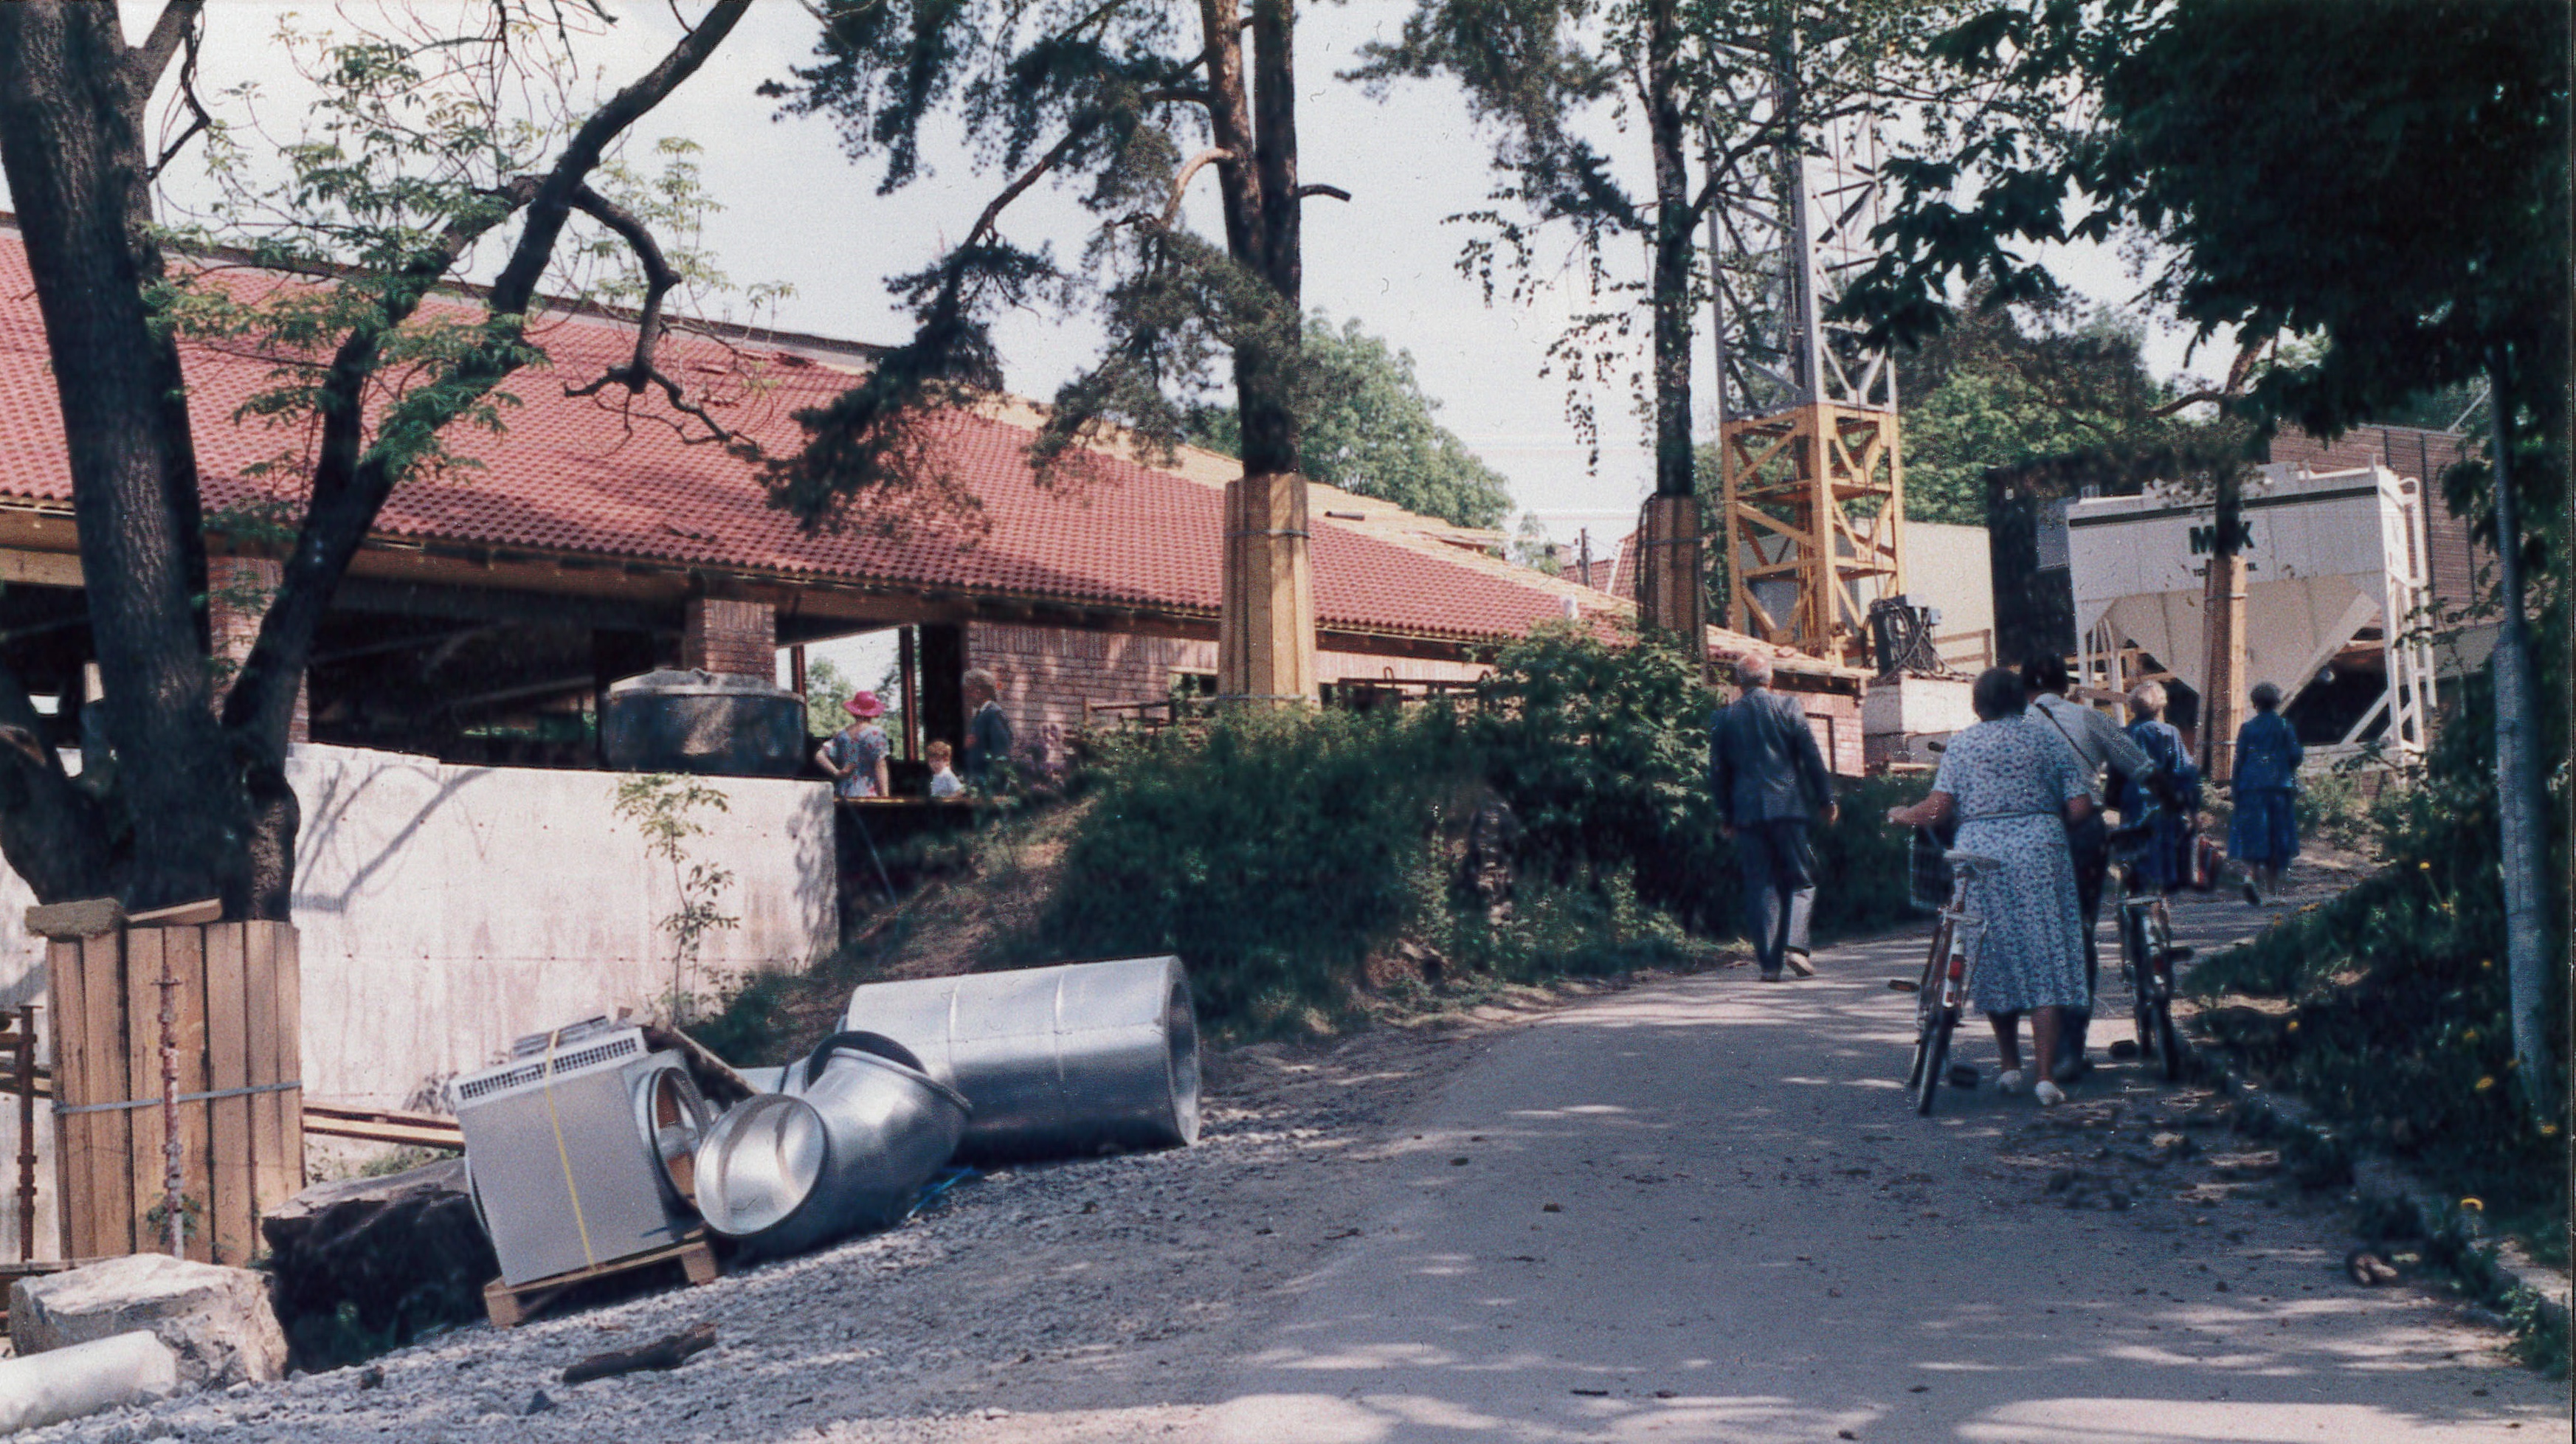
[
  {"x1": 241, "y1": 923, "x2": 284, "y2": 1231},
  {"x1": 203, "y1": 924, "x2": 253, "y2": 1268},
  {"x1": 79, "y1": 933, "x2": 128, "y2": 1258},
  {"x1": 46, "y1": 940, "x2": 85, "y2": 1260},
  {"x1": 124, "y1": 926, "x2": 163, "y2": 1254},
  {"x1": 127, "y1": 898, "x2": 221, "y2": 928},
  {"x1": 270, "y1": 924, "x2": 305, "y2": 1203},
  {"x1": 166, "y1": 928, "x2": 212, "y2": 1262},
  {"x1": 297, "y1": 1116, "x2": 463, "y2": 1150}
]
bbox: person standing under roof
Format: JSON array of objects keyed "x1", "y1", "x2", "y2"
[
  {"x1": 2230, "y1": 681, "x2": 2304, "y2": 904},
  {"x1": 1710, "y1": 652, "x2": 1838, "y2": 982},
  {"x1": 961, "y1": 667, "x2": 1015, "y2": 790},
  {"x1": 2023, "y1": 654, "x2": 2158, "y2": 1080},
  {"x1": 817, "y1": 692, "x2": 892, "y2": 799}
]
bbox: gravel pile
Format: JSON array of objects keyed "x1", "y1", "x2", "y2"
[{"x1": 21, "y1": 1003, "x2": 1544, "y2": 1444}]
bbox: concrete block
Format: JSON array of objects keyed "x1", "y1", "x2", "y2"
[{"x1": 9, "y1": 1253, "x2": 289, "y2": 1387}]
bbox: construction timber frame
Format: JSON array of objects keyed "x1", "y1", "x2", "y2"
[
  {"x1": 1704, "y1": 38, "x2": 1905, "y2": 667},
  {"x1": 1717, "y1": 404, "x2": 1904, "y2": 660}
]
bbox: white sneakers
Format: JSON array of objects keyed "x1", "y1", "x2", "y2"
[{"x1": 1995, "y1": 1068, "x2": 2068, "y2": 1105}]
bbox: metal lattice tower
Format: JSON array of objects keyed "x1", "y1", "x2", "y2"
[{"x1": 1705, "y1": 52, "x2": 1904, "y2": 663}]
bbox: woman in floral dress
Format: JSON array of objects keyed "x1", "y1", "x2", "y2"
[{"x1": 1886, "y1": 668, "x2": 2096, "y2": 1105}]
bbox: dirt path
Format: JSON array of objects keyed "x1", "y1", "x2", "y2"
[{"x1": 36, "y1": 871, "x2": 2561, "y2": 1444}]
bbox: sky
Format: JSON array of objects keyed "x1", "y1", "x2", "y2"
[{"x1": 11, "y1": 4, "x2": 2220, "y2": 688}]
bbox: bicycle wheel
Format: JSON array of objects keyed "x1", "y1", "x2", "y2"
[
  {"x1": 2121, "y1": 906, "x2": 2156, "y2": 1063},
  {"x1": 2147, "y1": 903, "x2": 2185, "y2": 1080},
  {"x1": 1913, "y1": 1006, "x2": 1957, "y2": 1116},
  {"x1": 1905, "y1": 919, "x2": 1952, "y2": 1091}
]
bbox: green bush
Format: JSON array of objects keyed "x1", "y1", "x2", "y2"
[
  {"x1": 1039, "y1": 706, "x2": 1469, "y2": 1033},
  {"x1": 1039, "y1": 629, "x2": 1944, "y2": 1035},
  {"x1": 2189, "y1": 652, "x2": 2569, "y2": 1253}
]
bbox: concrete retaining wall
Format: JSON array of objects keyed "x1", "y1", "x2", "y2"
[{"x1": 0, "y1": 745, "x2": 835, "y2": 1258}]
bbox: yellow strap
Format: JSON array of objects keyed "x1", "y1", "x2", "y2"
[{"x1": 540, "y1": 1029, "x2": 598, "y2": 1270}]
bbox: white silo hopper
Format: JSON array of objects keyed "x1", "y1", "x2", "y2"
[{"x1": 2064, "y1": 463, "x2": 2439, "y2": 756}]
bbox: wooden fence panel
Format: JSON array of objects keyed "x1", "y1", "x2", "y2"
[
  {"x1": 203, "y1": 925, "x2": 252, "y2": 1267},
  {"x1": 44, "y1": 922, "x2": 303, "y2": 1264}
]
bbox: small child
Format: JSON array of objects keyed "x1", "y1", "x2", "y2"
[{"x1": 925, "y1": 739, "x2": 964, "y2": 799}]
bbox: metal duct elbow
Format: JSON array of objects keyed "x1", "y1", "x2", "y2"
[{"x1": 839, "y1": 956, "x2": 1201, "y2": 1163}]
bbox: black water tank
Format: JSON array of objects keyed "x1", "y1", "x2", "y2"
[{"x1": 600, "y1": 669, "x2": 804, "y2": 777}]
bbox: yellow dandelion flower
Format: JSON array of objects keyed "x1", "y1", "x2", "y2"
[
  {"x1": 2475, "y1": 1076, "x2": 2496, "y2": 1092},
  {"x1": 2286, "y1": 1020, "x2": 2301, "y2": 1033},
  {"x1": 2418, "y1": 860, "x2": 2432, "y2": 871},
  {"x1": 2463, "y1": 1029, "x2": 2479, "y2": 1044}
]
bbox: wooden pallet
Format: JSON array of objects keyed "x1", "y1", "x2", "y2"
[{"x1": 481, "y1": 1232, "x2": 719, "y2": 1330}]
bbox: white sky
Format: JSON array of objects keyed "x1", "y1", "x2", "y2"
[
  {"x1": 10, "y1": 4, "x2": 2220, "y2": 536},
  {"x1": 11, "y1": 0, "x2": 2223, "y2": 705}
]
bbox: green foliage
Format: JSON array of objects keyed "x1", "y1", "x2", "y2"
[
  {"x1": 613, "y1": 775, "x2": 742, "y2": 1023},
  {"x1": 1040, "y1": 708, "x2": 1468, "y2": 1034},
  {"x1": 1855, "y1": 0, "x2": 2566, "y2": 517},
  {"x1": 1895, "y1": 297, "x2": 2215, "y2": 525},
  {"x1": 1043, "y1": 627, "x2": 1924, "y2": 1035},
  {"x1": 803, "y1": 657, "x2": 857, "y2": 738},
  {"x1": 1466, "y1": 624, "x2": 1716, "y2": 917},
  {"x1": 2189, "y1": 652, "x2": 2569, "y2": 1246},
  {"x1": 1187, "y1": 313, "x2": 1513, "y2": 528}
]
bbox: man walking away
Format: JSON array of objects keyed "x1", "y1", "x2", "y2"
[
  {"x1": 1710, "y1": 654, "x2": 1838, "y2": 981},
  {"x1": 2023, "y1": 655, "x2": 2157, "y2": 1079}
]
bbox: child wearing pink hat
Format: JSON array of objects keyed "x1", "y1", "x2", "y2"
[{"x1": 816, "y1": 691, "x2": 892, "y2": 799}]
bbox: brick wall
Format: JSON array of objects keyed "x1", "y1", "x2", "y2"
[
  {"x1": 683, "y1": 597, "x2": 776, "y2": 677},
  {"x1": 1794, "y1": 688, "x2": 1865, "y2": 778},
  {"x1": 965, "y1": 624, "x2": 1197, "y2": 765},
  {"x1": 208, "y1": 555, "x2": 306, "y2": 743}
]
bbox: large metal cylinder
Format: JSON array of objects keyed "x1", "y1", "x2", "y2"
[
  {"x1": 691, "y1": 1032, "x2": 967, "y2": 1257},
  {"x1": 839, "y1": 956, "x2": 1201, "y2": 1162}
]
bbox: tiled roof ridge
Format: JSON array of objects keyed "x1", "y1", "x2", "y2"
[{"x1": 0, "y1": 210, "x2": 886, "y2": 369}]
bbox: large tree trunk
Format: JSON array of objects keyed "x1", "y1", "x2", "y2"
[
  {"x1": 1209, "y1": 0, "x2": 1316, "y2": 703},
  {"x1": 0, "y1": 4, "x2": 244, "y2": 913},
  {"x1": 2482, "y1": 349, "x2": 2551, "y2": 1104},
  {"x1": 1633, "y1": 0, "x2": 1707, "y2": 650}
]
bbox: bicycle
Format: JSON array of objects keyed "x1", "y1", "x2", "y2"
[
  {"x1": 2106, "y1": 802, "x2": 2194, "y2": 1083},
  {"x1": 1901, "y1": 843, "x2": 2006, "y2": 1116}
]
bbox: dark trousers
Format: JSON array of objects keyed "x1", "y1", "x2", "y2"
[
  {"x1": 2062, "y1": 812, "x2": 2110, "y2": 1057},
  {"x1": 1738, "y1": 819, "x2": 1817, "y2": 975}
]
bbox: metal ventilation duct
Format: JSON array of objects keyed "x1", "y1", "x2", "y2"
[
  {"x1": 691, "y1": 1032, "x2": 967, "y2": 1257},
  {"x1": 840, "y1": 956, "x2": 1201, "y2": 1162}
]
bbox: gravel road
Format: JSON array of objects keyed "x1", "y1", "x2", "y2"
[{"x1": 22, "y1": 875, "x2": 2565, "y2": 1444}]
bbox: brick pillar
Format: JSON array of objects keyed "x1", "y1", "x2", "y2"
[
  {"x1": 207, "y1": 556, "x2": 307, "y2": 744},
  {"x1": 682, "y1": 597, "x2": 776, "y2": 678}
]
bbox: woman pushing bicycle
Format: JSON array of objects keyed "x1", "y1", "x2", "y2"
[{"x1": 1885, "y1": 668, "x2": 2096, "y2": 1107}]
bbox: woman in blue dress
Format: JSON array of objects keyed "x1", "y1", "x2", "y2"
[
  {"x1": 1886, "y1": 668, "x2": 2095, "y2": 1106},
  {"x1": 2119, "y1": 682, "x2": 2198, "y2": 894},
  {"x1": 2229, "y1": 682, "x2": 2303, "y2": 904}
]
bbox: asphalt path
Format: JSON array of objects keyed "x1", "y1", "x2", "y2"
[{"x1": 1195, "y1": 877, "x2": 2566, "y2": 1443}]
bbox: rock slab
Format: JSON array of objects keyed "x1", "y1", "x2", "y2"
[
  {"x1": 10, "y1": 1254, "x2": 287, "y2": 1386},
  {"x1": 260, "y1": 1156, "x2": 497, "y2": 1370}
]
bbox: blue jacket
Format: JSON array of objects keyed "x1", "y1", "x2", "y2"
[
  {"x1": 2232, "y1": 711, "x2": 2303, "y2": 793},
  {"x1": 1709, "y1": 686, "x2": 1834, "y2": 827}
]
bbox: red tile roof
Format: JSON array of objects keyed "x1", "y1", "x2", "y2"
[{"x1": 0, "y1": 228, "x2": 1637, "y2": 649}]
